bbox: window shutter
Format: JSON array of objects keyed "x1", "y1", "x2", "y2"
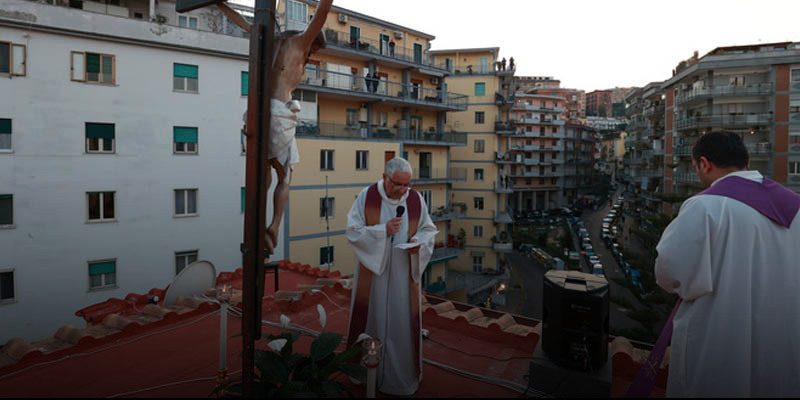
[
  {"x1": 11, "y1": 44, "x2": 25, "y2": 76},
  {"x1": 89, "y1": 261, "x2": 116, "y2": 276},
  {"x1": 86, "y1": 123, "x2": 115, "y2": 139},
  {"x1": 71, "y1": 51, "x2": 85, "y2": 81},
  {"x1": 86, "y1": 53, "x2": 100, "y2": 74},
  {"x1": 241, "y1": 187, "x2": 245, "y2": 213},
  {"x1": 102, "y1": 55, "x2": 113, "y2": 75},
  {"x1": 174, "y1": 63, "x2": 198, "y2": 78},
  {"x1": 0, "y1": 43, "x2": 8, "y2": 74},
  {"x1": 241, "y1": 71, "x2": 249, "y2": 96},
  {"x1": 0, "y1": 119, "x2": 10, "y2": 134},
  {"x1": 320, "y1": 248, "x2": 327, "y2": 265},
  {"x1": 173, "y1": 127, "x2": 198, "y2": 143}
]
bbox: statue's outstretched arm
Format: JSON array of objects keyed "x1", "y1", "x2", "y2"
[{"x1": 300, "y1": 0, "x2": 333, "y2": 46}]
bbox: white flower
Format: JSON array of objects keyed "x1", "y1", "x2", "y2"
[
  {"x1": 317, "y1": 304, "x2": 327, "y2": 330},
  {"x1": 280, "y1": 314, "x2": 291, "y2": 329},
  {"x1": 355, "y1": 333, "x2": 372, "y2": 344},
  {"x1": 268, "y1": 339, "x2": 288, "y2": 352}
]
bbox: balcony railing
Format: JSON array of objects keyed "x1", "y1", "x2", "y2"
[
  {"x1": 412, "y1": 167, "x2": 467, "y2": 184},
  {"x1": 295, "y1": 120, "x2": 465, "y2": 144},
  {"x1": 300, "y1": 66, "x2": 468, "y2": 110},
  {"x1": 512, "y1": 103, "x2": 567, "y2": 113},
  {"x1": 515, "y1": 117, "x2": 566, "y2": 126},
  {"x1": 430, "y1": 246, "x2": 465, "y2": 265},
  {"x1": 745, "y1": 142, "x2": 772, "y2": 157},
  {"x1": 676, "y1": 83, "x2": 774, "y2": 105},
  {"x1": 495, "y1": 90, "x2": 516, "y2": 107},
  {"x1": 495, "y1": 181, "x2": 514, "y2": 194},
  {"x1": 430, "y1": 205, "x2": 466, "y2": 222},
  {"x1": 494, "y1": 120, "x2": 517, "y2": 133},
  {"x1": 674, "y1": 172, "x2": 701, "y2": 185},
  {"x1": 509, "y1": 170, "x2": 562, "y2": 178},
  {"x1": 676, "y1": 113, "x2": 773, "y2": 131},
  {"x1": 494, "y1": 211, "x2": 514, "y2": 224},
  {"x1": 493, "y1": 242, "x2": 514, "y2": 253},
  {"x1": 673, "y1": 145, "x2": 693, "y2": 157},
  {"x1": 322, "y1": 28, "x2": 447, "y2": 71}
]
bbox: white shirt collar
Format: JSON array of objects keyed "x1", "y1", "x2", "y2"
[
  {"x1": 377, "y1": 179, "x2": 409, "y2": 205},
  {"x1": 710, "y1": 170, "x2": 763, "y2": 187}
]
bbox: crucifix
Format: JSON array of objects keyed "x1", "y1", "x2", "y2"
[{"x1": 175, "y1": 0, "x2": 332, "y2": 396}]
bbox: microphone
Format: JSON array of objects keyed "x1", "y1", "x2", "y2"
[{"x1": 392, "y1": 206, "x2": 405, "y2": 243}]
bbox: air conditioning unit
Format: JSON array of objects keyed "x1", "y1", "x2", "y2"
[
  {"x1": 337, "y1": 14, "x2": 347, "y2": 24},
  {"x1": 394, "y1": 31, "x2": 404, "y2": 39}
]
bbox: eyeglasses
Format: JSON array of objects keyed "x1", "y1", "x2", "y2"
[{"x1": 387, "y1": 176, "x2": 412, "y2": 189}]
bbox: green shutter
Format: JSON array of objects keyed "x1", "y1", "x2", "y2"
[
  {"x1": 102, "y1": 55, "x2": 113, "y2": 75},
  {"x1": 0, "y1": 195, "x2": 11, "y2": 199},
  {"x1": 241, "y1": 187, "x2": 245, "y2": 213},
  {"x1": 86, "y1": 123, "x2": 115, "y2": 139},
  {"x1": 475, "y1": 83, "x2": 485, "y2": 96},
  {"x1": 241, "y1": 71, "x2": 248, "y2": 96},
  {"x1": 173, "y1": 127, "x2": 198, "y2": 143},
  {"x1": 89, "y1": 261, "x2": 115, "y2": 275},
  {"x1": 174, "y1": 63, "x2": 198, "y2": 79},
  {"x1": 86, "y1": 53, "x2": 100, "y2": 74},
  {"x1": 0, "y1": 119, "x2": 10, "y2": 134}
]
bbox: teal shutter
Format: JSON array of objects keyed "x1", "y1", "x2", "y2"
[
  {"x1": 102, "y1": 55, "x2": 113, "y2": 75},
  {"x1": 86, "y1": 123, "x2": 115, "y2": 139},
  {"x1": 174, "y1": 63, "x2": 198, "y2": 79},
  {"x1": 0, "y1": 119, "x2": 10, "y2": 134},
  {"x1": 173, "y1": 127, "x2": 198, "y2": 143},
  {"x1": 86, "y1": 53, "x2": 100, "y2": 74},
  {"x1": 241, "y1": 187, "x2": 245, "y2": 213},
  {"x1": 241, "y1": 71, "x2": 248, "y2": 96},
  {"x1": 414, "y1": 43, "x2": 422, "y2": 64},
  {"x1": 89, "y1": 261, "x2": 116, "y2": 275},
  {"x1": 475, "y1": 83, "x2": 485, "y2": 96}
]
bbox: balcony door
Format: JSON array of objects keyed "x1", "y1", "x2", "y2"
[
  {"x1": 380, "y1": 34, "x2": 391, "y2": 56},
  {"x1": 414, "y1": 43, "x2": 423, "y2": 64},
  {"x1": 410, "y1": 116, "x2": 422, "y2": 140},
  {"x1": 419, "y1": 152, "x2": 432, "y2": 179}
]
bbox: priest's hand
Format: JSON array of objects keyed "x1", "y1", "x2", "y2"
[
  {"x1": 386, "y1": 217, "x2": 403, "y2": 236},
  {"x1": 407, "y1": 238, "x2": 421, "y2": 254}
]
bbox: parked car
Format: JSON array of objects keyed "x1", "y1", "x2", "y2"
[
  {"x1": 592, "y1": 264, "x2": 604, "y2": 276},
  {"x1": 602, "y1": 222, "x2": 610, "y2": 229},
  {"x1": 589, "y1": 255, "x2": 600, "y2": 265}
]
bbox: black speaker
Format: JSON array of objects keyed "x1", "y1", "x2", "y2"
[{"x1": 542, "y1": 270, "x2": 609, "y2": 371}]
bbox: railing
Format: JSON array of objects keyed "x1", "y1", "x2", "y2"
[
  {"x1": 494, "y1": 211, "x2": 514, "y2": 224},
  {"x1": 676, "y1": 83, "x2": 773, "y2": 104},
  {"x1": 430, "y1": 206, "x2": 466, "y2": 222},
  {"x1": 494, "y1": 120, "x2": 517, "y2": 133},
  {"x1": 515, "y1": 117, "x2": 566, "y2": 126},
  {"x1": 493, "y1": 242, "x2": 514, "y2": 252},
  {"x1": 673, "y1": 145, "x2": 693, "y2": 157},
  {"x1": 495, "y1": 181, "x2": 514, "y2": 193},
  {"x1": 323, "y1": 28, "x2": 445, "y2": 71},
  {"x1": 495, "y1": 90, "x2": 516, "y2": 106},
  {"x1": 512, "y1": 103, "x2": 567, "y2": 113},
  {"x1": 295, "y1": 120, "x2": 465, "y2": 144},
  {"x1": 674, "y1": 172, "x2": 701, "y2": 185},
  {"x1": 412, "y1": 167, "x2": 467, "y2": 183},
  {"x1": 652, "y1": 148, "x2": 665, "y2": 156},
  {"x1": 745, "y1": 142, "x2": 772, "y2": 156},
  {"x1": 430, "y1": 246, "x2": 466, "y2": 264},
  {"x1": 301, "y1": 66, "x2": 468, "y2": 109},
  {"x1": 675, "y1": 113, "x2": 773, "y2": 130},
  {"x1": 509, "y1": 170, "x2": 562, "y2": 178}
]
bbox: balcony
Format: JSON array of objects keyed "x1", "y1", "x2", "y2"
[
  {"x1": 495, "y1": 90, "x2": 516, "y2": 108},
  {"x1": 652, "y1": 148, "x2": 665, "y2": 156},
  {"x1": 299, "y1": 67, "x2": 468, "y2": 111},
  {"x1": 494, "y1": 120, "x2": 517, "y2": 134},
  {"x1": 674, "y1": 172, "x2": 701, "y2": 185},
  {"x1": 495, "y1": 180, "x2": 514, "y2": 194},
  {"x1": 509, "y1": 170, "x2": 561, "y2": 178},
  {"x1": 493, "y1": 242, "x2": 513, "y2": 253},
  {"x1": 322, "y1": 28, "x2": 448, "y2": 72},
  {"x1": 430, "y1": 246, "x2": 465, "y2": 265},
  {"x1": 745, "y1": 142, "x2": 772, "y2": 158},
  {"x1": 411, "y1": 167, "x2": 467, "y2": 185},
  {"x1": 673, "y1": 145, "x2": 693, "y2": 157},
  {"x1": 676, "y1": 113, "x2": 772, "y2": 131},
  {"x1": 295, "y1": 120, "x2": 465, "y2": 145},
  {"x1": 515, "y1": 117, "x2": 566, "y2": 126},
  {"x1": 676, "y1": 83, "x2": 773, "y2": 105},
  {"x1": 494, "y1": 211, "x2": 514, "y2": 224},
  {"x1": 512, "y1": 103, "x2": 567, "y2": 113},
  {"x1": 430, "y1": 205, "x2": 466, "y2": 222}
]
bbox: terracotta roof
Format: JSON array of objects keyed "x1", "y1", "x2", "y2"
[{"x1": 0, "y1": 260, "x2": 669, "y2": 397}]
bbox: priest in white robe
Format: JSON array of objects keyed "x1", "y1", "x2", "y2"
[
  {"x1": 655, "y1": 131, "x2": 800, "y2": 397},
  {"x1": 345, "y1": 158, "x2": 438, "y2": 396}
]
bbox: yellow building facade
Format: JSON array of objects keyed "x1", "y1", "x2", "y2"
[{"x1": 277, "y1": 0, "x2": 468, "y2": 292}]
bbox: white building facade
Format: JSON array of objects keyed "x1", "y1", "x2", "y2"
[{"x1": 0, "y1": 0, "x2": 282, "y2": 342}]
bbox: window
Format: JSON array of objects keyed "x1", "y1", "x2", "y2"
[
  {"x1": 0, "y1": 269, "x2": 14, "y2": 303},
  {"x1": 790, "y1": 133, "x2": 800, "y2": 145},
  {"x1": 85, "y1": 123, "x2": 115, "y2": 153},
  {"x1": 479, "y1": 56, "x2": 489, "y2": 73},
  {"x1": 551, "y1": 178, "x2": 557, "y2": 184},
  {"x1": 474, "y1": 139, "x2": 485, "y2": 153},
  {"x1": 474, "y1": 82, "x2": 486, "y2": 96},
  {"x1": 88, "y1": 260, "x2": 116, "y2": 290},
  {"x1": 0, "y1": 41, "x2": 26, "y2": 76},
  {"x1": 472, "y1": 254, "x2": 484, "y2": 273},
  {"x1": 420, "y1": 190, "x2": 432, "y2": 212},
  {"x1": 293, "y1": 89, "x2": 318, "y2": 102},
  {"x1": 0, "y1": 118, "x2": 10, "y2": 151},
  {"x1": 375, "y1": 112, "x2": 388, "y2": 127},
  {"x1": 321, "y1": 149, "x2": 334, "y2": 170},
  {"x1": 70, "y1": 51, "x2": 114, "y2": 84},
  {"x1": 87, "y1": 191, "x2": 115, "y2": 222},
  {"x1": 356, "y1": 150, "x2": 368, "y2": 170},
  {"x1": 346, "y1": 109, "x2": 358, "y2": 127},
  {"x1": 0, "y1": 194, "x2": 12, "y2": 226},
  {"x1": 320, "y1": 246, "x2": 334, "y2": 267},
  {"x1": 175, "y1": 250, "x2": 198, "y2": 275},
  {"x1": 175, "y1": 189, "x2": 198, "y2": 216},
  {"x1": 320, "y1": 197, "x2": 334, "y2": 218},
  {"x1": 413, "y1": 43, "x2": 423, "y2": 64},
  {"x1": 790, "y1": 162, "x2": 800, "y2": 176},
  {"x1": 474, "y1": 225, "x2": 483, "y2": 238},
  {"x1": 475, "y1": 112, "x2": 485, "y2": 124},
  {"x1": 445, "y1": 58, "x2": 454, "y2": 73},
  {"x1": 286, "y1": 0, "x2": 308, "y2": 31},
  {"x1": 173, "y1": 63, "x2": 199, "y2": 93},
  {"x1": 350, "y1": 25, "x2": 361, "y2": 42},
  {"x1": 474, "y1": 168, "x2": 484, "y2": 181},
  {"x1": 178, "y1": 15, "x2": 198, "y2": 29},
  {"x1": 792, "y1": 68, "x2": 800, "y2": 82},
  {"x1": 474, "y1": 197, "x2": 484, "y2": 210},
  {"x1": 241, "y1": 71, "x2": 248, "y2": 96},
  {"x1": 173, "y1": 127, "x2": 198, "y2": 154}
]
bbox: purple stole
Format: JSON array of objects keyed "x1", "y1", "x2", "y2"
[
  {"x1": 346, "y1": 184, "x2": 422, "y2": 376},
  {"x1": 626, "y1": 175, "x2": 800, "y2": 397}
]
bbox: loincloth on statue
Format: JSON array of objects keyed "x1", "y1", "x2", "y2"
[{"x1": 268, "y1": 98, "x2": 301, "y2": 168}]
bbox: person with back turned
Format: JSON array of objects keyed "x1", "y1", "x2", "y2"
[
  {"x1": 345, "y1": 158, "x2": 437, "y2": 396},
  {"x1": 654, "y1": 131, "x2": 800, "y2": 397}
]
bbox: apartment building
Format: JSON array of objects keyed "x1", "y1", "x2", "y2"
[
  {"x1": 0, "y1": 0, "x2": 263, "y2": 341},
  {"x1": 276, "y1": 0, "x2": 469, "y2": 291},
  {"x1": 662, "y1": 42, "x2": 800, "y2": 215},
  {"x1": 524, "y1": 83, "x2": 587, "y2": 124},
  {"x1": 586, "y1": 89, "x2": 613, "y2": 117},
  {"x1": 428, "y1": 47, "x2": 515, "y2": 276},
  {"x1": 623, "y1": 82, "x2": 665, "y2": 214},
  {"x1": 596, "y1": 131, "x2": 626, "y2": 176}
]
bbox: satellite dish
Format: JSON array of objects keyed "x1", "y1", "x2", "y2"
[{"x1": 163, "y1": 260, "x2": 217, "y2": 306}]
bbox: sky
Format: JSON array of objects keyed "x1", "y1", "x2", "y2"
[{"x1": 233, "y1": 0, "x2": 799, "y2": 92}]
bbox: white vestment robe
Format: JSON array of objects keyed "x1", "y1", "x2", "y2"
[
  {"x1": 655, "y1": 170, "x2": 800, "y2": 397},
  {"x1": 346, "y1": 180, "x2": 437, "y2": 396}
]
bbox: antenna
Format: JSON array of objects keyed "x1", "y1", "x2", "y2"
[{"x1": 163, "y1": 260, "x2": 217, "y2": 306}]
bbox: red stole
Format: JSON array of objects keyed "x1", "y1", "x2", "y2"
[{"x1": 347, "y1": 183, "x2": 422, "y2": 376}]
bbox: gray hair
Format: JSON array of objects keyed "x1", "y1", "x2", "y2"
[{"x1": 385, "y1": 157, "x2": 412, "y2": 177}]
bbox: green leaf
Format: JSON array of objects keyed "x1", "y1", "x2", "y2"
[
  {"x1": 288, "y1": 353, "x2": 309, "y2": 370},
  {"x1": 319, "y1": 345, "x2": 362, "y2": 377},
  {"x1": 310, "y1": 332, "x2": 342, "y2": 362},
  {"x1": 320, "y1": 381, "x2": 342, "y2": 397},
  {"x1": 254, "y1": 349, "x2": 289, "y2": 385},
  {"x1": 338, "y1": 381, "x2": 356, "y2": 398},
  {"x1": 280, "y1": 381, "x2": 312, "y2": 398},
  {"x1": 338, "y1": 362, "x2": 367, "y2": 383}
]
